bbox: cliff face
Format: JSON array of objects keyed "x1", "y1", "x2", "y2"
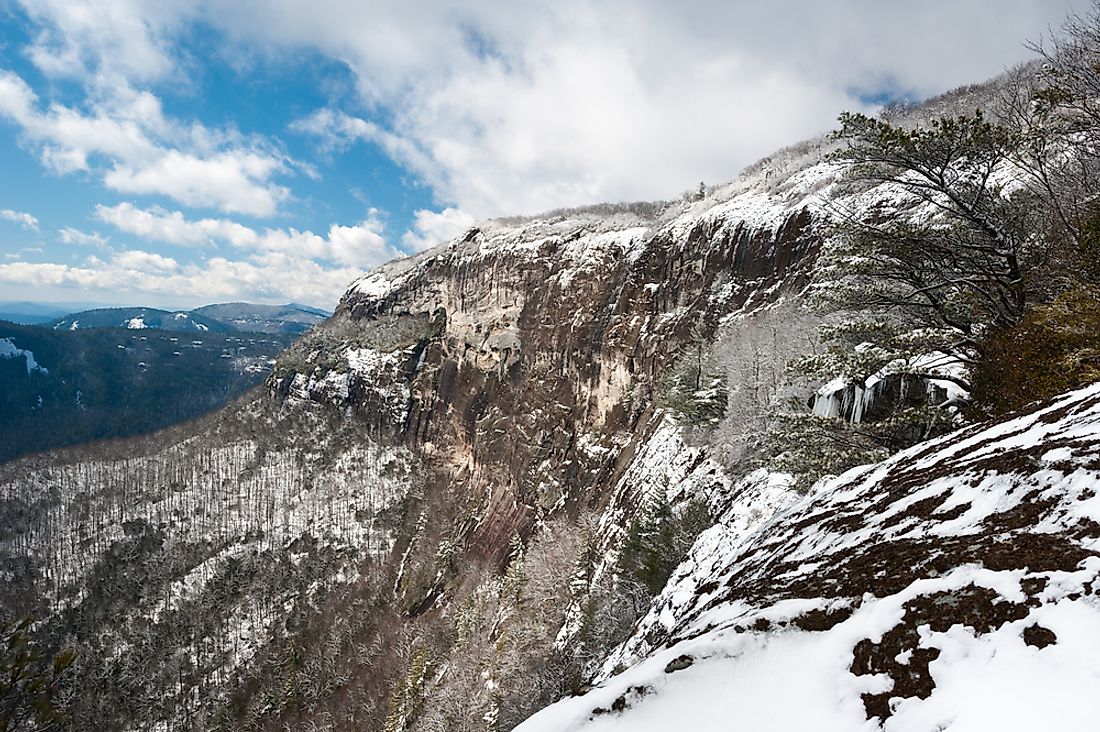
[{"x1": 271, "y1": 196, "x2": 818, "y2": 564}]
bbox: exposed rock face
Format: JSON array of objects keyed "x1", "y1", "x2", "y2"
[
  {"x1": 518, "y1": 384, "x2": 1100, "y2": 731},
  {"x1": 271, "y1": 201, "x2": 818, "y2": 563}
]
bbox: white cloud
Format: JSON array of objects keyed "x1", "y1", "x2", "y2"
[
  {"x1": 0, "y1": 208, "x2": 39, "y2": 231},
  {"x1": 0, "y1": 252, "x2": 363, "y2": 309},
  {"x1": 15, "y1": 1, "x2": 1090, "y2": 222},
  {"x1": 95, "y1": 202, "x2": 401, "y2": 269},
  {"x1": 0, "y1": 68, "x2": 291, "y2": 216},
  {"x1": 112, "y1": 248, "x2": 179, "y2": 273},
  {"x1": 103, "y1": 150, "x2": 289, "y2": 217},
  {"x1": 94, "y1": 202, "x2": 252, "y2": 248},
  {"x1": 58, "y1": 226, "x2": 108, "y2": 246},
  {"x1": 267, "y1": 0, "x2": 1091, "y2": 217},
  {"x1": 18, "y1": 0, "x2": 189, "y2": 83},
  {"x1": 402, "y1": 207, "x2": 475, "y2": 252}
]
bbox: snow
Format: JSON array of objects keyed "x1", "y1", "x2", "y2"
[
  {"x1": 521, "y1": 383, "x2": 1100, "y2": 732},
  {"x1": 125, "y1": 316, "x2": 147, "y2": 329},
  {"x1": 0, "y1": 337, "x2": 47, "y2": 374},
  {"x1": 522, "y1": 562, "x2": 1100, "y2": 732},
  {"x1": 888, "y1": 597, "x2": 1100, "y2": 731}
]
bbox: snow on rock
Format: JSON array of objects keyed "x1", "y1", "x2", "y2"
[
  {"x1": 284, "y1": 344, "x2": 415, "y2": 426},
  {"x1": 520, "y1": 383, "x2": 1100, "y2": 731},
  {"x1": 0, "y1": 337, "x2": 48, "y2": 374},
  {"x1": 813, "y1": 351, "x2": 971, "y2": 422},
  {"x1": 125, "y1": 316, "x2": 147, "y2": 329}
]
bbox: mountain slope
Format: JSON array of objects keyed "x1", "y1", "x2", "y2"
[
  {"x1": 51, "y1": 307, "x2": 233, "y2": 333},
  {"x1": 0, "y1": 184, "x2": 820, "y2": 728},
  {"x1": 519, "y1": 383, "x2": 1100, "y2": 731},
  {"x1": 191, "y1": 302, "x2": 329, "y2": 335},
  {"x1": 0, "y1": 321, "x2": 292, "y2": 463}
]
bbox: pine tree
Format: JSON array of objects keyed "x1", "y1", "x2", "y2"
[
  {"x1": 619, "y1": 482, "x2": 679, "y2": 596},
  {"x1": 809, "y1": 110, "x2": 1032, "y2": 396}
]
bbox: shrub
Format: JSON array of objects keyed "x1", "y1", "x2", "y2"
[{"x1": 970, "y1": 287, "x2": 1100, "y2": 415}]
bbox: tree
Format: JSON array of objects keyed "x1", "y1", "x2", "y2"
[
  {"x1": 707, "y1": 304, "x2": 820, "y2": 467},
  {"x1": 1013, "y1": 2, "x2": 1100, "y2": 288},
  {"x1": 0, "y1": 618, "x2": 76, "y2": 731},
  {"x1": 660, "y1": 324, "x2": 728, "y2": 426},
  {"x1": 618, "y1": 483, "x2": 708, "y2": 596},
  {"x1": 969, "y1": 286, "x2": 1100, "y2": 415},
  {"x1": 806, "y1": 109, "x2": 1036, "y2": 397}
]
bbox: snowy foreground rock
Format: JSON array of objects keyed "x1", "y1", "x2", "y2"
[{"x1": 519, "y1": 384, "x2": 1100, "y2": 731}]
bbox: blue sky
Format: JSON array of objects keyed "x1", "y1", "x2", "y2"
[{"x1": 0, "y1": 0, "x2": 1088, "y2": 309}]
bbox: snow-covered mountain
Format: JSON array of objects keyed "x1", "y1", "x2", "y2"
[
  {"x1": 2, "y1": 74, "x2": 1096, "y2": 730},
  {"x1": 46, "y1": 302, "x2": 329, "y2": 335}
]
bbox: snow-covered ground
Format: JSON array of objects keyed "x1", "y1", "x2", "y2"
[
  {"x1": 520, "y1": 383, "x2": 1100, "y2": 731},
  {"x1": 0, "y1": 336, "x2": 47, "y2": 374}
]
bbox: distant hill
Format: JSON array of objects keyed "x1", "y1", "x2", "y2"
[
  {"x1": 0, "y1": 301, "x2": 81, "y2": 325},
  {"x1": 48, "y1": 302, "x2": 329, "y2": 335},
  {"x1": 0, "y1": 300, "x2": 121, "y2": 325},
  {"x1": 191, "y1": 302, "x2": 329, "y2": 334},
  {"x1": 0, "y1": 320, "x2": 293, "y2": 463},
  {"x1": 50, "y1": 307, "x2": 234, "y2": 333}
]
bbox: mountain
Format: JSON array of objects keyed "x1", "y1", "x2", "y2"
[
  {"x1": 50, "y1": 307, "x2": 234, "y2": 333},
  {"x1": 0, "y1": 320, "x2": 293, "y2": 463},
  {"x1": 48, "y1": 303, "x2": 330, "y2": 335},
  {"x1": 0, "y1": 179, "x2": 818, "y2": 727},
  {"x1": 191, "y1": 302, "x2": 330, "y2": 335},
  {"x1": 0, "y1": 301, "x2": 83, "y2": 325},
  {"x1": 1, "y1": 70, "x2": 1098, "y2": 731},
  {"x1": 0, "y1": 301, "x2": 120, "y2": 325}
]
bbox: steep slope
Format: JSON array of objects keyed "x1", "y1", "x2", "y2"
[
  {"x1": 0, "y1": 179, "x2": 821, "y2": 729},
  {"x1": 519, "y1": 383, "x2": 1100, "y2": 731}
]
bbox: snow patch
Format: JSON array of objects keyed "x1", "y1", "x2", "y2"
[{"x1": 0, "y1": 337, "x2": 47, "y2": 374}]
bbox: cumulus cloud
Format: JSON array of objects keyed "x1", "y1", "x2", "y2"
[
  {"x1": 0, "y1": 208, "x2": 39, "y2": 231},
  {"x1": 402, "y1": 207, "x2": 475, "y2": 252},
  {"x1": 58, "y1": 226, "x2": 109, "y2": 246},
  {"x1": 0, "y1": 69, "x2": 290, "y2": 216},
  {"x1": 0, "y1": 252, "x2": 363, "y2": 309},
  {"x1": 14, "y1": 0, "x2": 1090, "y2": 221},
  {"x1": 17, "y1": 0, "x2": 189, "y2": 83},
  {"x1": 267, "y1": 0, "x2": 1089, "y2": 217},
  {"x1": 112, "y1": 248, "x2": 179, "y2": 273},
  {"x1": 95, "y1": 202, "x2": 401, "y2": 268}
]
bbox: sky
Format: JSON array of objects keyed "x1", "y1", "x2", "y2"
[{"x1": 0, "y1": 0, "x2": 1089, "y2": 310}]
